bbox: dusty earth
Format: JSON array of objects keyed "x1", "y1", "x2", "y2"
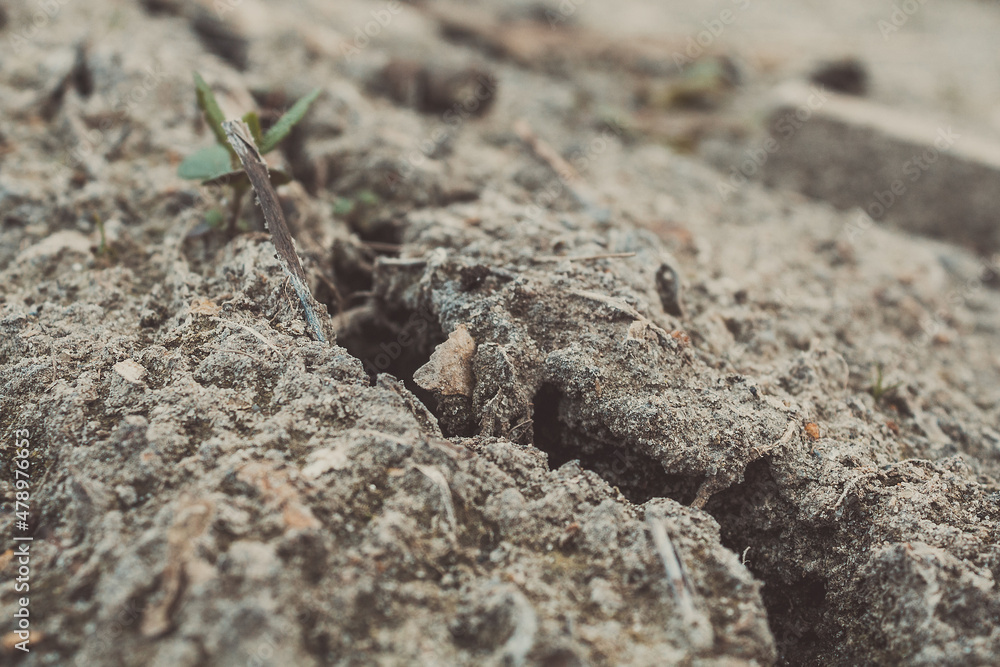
[{"x1": 2, "y1": 0, "x2": 1000, "y2": 665}]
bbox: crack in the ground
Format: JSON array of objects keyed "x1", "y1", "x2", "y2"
[{"x1": 704, "y1": 460, "x2": 833, "y2": 666}]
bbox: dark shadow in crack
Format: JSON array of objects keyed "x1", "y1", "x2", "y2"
[
  {"x1": 335, "y1": 299, "x2": 446, "y2": 407},
  {"x1": 705, "y1": 459, "x2": 831, "y2": 666},
  {"x1": 530, "y1": 382, "x2": 701, "y2": 505}
]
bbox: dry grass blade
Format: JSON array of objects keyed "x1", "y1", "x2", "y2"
[
  {"x1": 534, "y1": 252, "x2": 636, "y2": 263},
  {"x1": 210, "y1": 317, "x2": 284, "y2": 357},
  {"x1": 514, "y1": 118, "x2": 608, "y2": 221},
  {"x1": 646, "y1": 514, "x2": 714, "y2": 649},
  {"x1": 414, "y1": 464, "x2": 458, "y2": 543},
  {"x1": 222, "y1": 119, "x2": 327, "y2": 343}
]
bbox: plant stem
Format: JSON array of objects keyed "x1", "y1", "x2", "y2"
[
  {"x1": 228, "y1": 185, "x2": 246, "y2": 232},
  {"x1": 95, "y1": 214, "x2": 107, "y2": 255}
]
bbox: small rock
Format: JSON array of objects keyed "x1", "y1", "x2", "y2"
[
  {"x1": 414, "y1": 324, "x2": 477, "y2": 397},
  {"x1": 113, "y1": 359, "x2": 147, "y2": 385}
]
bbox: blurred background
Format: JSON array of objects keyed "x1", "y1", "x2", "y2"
[{"x1": 4, "y1": 0, "x2": 1000, "y2": 255}]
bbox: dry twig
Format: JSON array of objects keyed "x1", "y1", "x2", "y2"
[
  {"x1": 211, "y1": 316, "x2": 285, "y2": 358},
  {"x1": 646, "y1": 515, "x2": 714, "y2": 649},
  {"x1": 534, "y1": 252, "x2": 636, "y2": 263},
  {"x1": 222, "y1": 119, "x2": 327, "y2": 343},
  {"x1": 513, "y1": 118, "x2": 608, "y2": 221}
]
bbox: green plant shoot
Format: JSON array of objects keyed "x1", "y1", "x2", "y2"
[{"x1": 177, "y1": 72, "x2": 320, "y2": 229}]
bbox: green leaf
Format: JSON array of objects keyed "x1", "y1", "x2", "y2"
[
  {"x1": 357, "y1": 189, "x2": 379, "y2": 206},
  {"x1": 177, "y1": 145, "x2": 234, "y2": 181},
  {"x1": 204, "y1": 208, "x2": 225, "y2": 229},
  {"x1": 201, "y1": 167, "x2": 291, "y2": 189},
  {"x1": 332, "y1": 197, "x2": 354, "y2": 216},
  {"x1": 259, "y1": 88, "x2": 321, "y2": 154},
  {"x1": 193, "y1": 72, "x2": 237, "y2": 161},
  {"x1": 242, "y1": 111, "x2": 264, "y2": 145}
]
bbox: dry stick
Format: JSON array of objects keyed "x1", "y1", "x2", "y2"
[
  {"x1": 647, "y1": 515, "x2": 713, "y2": 649},
  {"x1": 751, "y1": 420, "x2": 797, "y2": 459},
  {"x1": 505, "y1": 418, "x2": 533, "y2": 440},
  {"x1": 363, "y1": 240, "x2": 403, "y2": 253},
  {"x1": 513, "y1": 118, "x2": 581, "y2": 183},
  {"x1": 831, "y1": 468, "x2": 878, "y2": 513},
  {"x1": 414, "y1": 464, "x2": 459, "y2": 545},
  {"x1": 533, "y1": 252, "x2": 636, "y2": 263},
  {"x1": 222, "y1": 119, "x2": 327, "y2": 343},
  {"x1": 647, "y1": 516, "x2": 697, "y2": 620},
  {"x1": 210, "y1": 316, "x2": 285, "y2": 357},
  {"x1": 513, "y1": 118, "x2": 608, "y2": 222},
  {"x1": 213, "y1": 346, "x2": 266, "y2": 366}
]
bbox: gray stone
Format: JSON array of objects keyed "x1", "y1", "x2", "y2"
[{"x1": 762, "y1": 82, "x2": 1000, "y2": 252}]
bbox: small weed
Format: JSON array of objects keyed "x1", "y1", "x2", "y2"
[
  {"x1": 869, "y1": 363, "x2": 902, "y2": 404},
  {"x1": 92, "y1": 212, "x2": 118, "y2": 266},
  {"x1": 95, "y1": 213, "x2": 108, "y2": 256},
  {"x1": 203, "y1": 208, "x2": 225, "y2": 229},
  {"x1": 333, "y1": 189, "x2": 380, "y2": 217},
  {"x1": 333, "y1": 189, "x2": 384, "y2": 236},
  {"x1": 177, "y1": 72, "x2": 320, "y2": 230}
]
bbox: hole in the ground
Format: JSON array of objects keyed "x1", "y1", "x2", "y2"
[
  {"x1": 530, "y1": 383, "x2": 700, "y2": 505},
  {"x1": 765, "y1": 575, "x2": 826, "y2": 664},
  {"x1": 704, "y1": 459, "x2": 832, "y2": 666},
  {"x1": 336, "y1": 301, "x2": 445, "y2": 399}
]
